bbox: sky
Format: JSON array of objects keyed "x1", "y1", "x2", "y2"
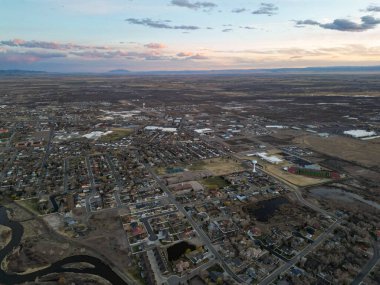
[{"x1": 1, "y1": 0, "x2": 380, "y2": 72}]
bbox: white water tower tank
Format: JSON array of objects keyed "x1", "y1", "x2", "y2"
[{"x1": 252, "y1": 160, "x2": 258, "y2": 173}]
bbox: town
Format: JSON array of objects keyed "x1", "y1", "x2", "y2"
[{"x1": 0, "y1": 74, "x2": 379, "y2": 285}]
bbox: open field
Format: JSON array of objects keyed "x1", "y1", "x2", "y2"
[
  {"x1": 265, "y1": 164, "x2": 331, "y2": 188},
  {"x1": 200, "y1": 176, "x2": 230, "y2": 189},
  {"x1": 99, "y1": 128, "x2": 133, "y2": 142},
  {"x1": 294, "y1": 135, "x2": 380, "y2": 168},
  {"x1": 187, "y1": 157, "x2": 245, "y2": 175},
  {"x1": 15, "y1": 198, "x2": 43, "y2": 216}
]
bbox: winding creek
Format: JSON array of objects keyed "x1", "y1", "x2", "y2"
[{"x1": 0, "y1": 206, "x2": 129, "y2": 285}]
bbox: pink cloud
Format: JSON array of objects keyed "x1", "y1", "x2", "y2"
[
  {"x1": 177, "y1": 52, "x2": 193, "y2": 57},
  {"x1": 0, "y1": 50, "x2": 66, "y2": 63},
  {"x1": 144, "y1": 43, "x2": 166, "y2": 49},
  {"x1": 177, "y1": 52, "x2": 208, "y2": 60},
  {"x1": 11, "y1": 39, "x2": 26, "y2": 45},
  {"x1": 0, "y1": 39, "x2": 108, "y2": 51},
  {"x1": 188, "y1": 53, "x2": 208, "y2": 60}
]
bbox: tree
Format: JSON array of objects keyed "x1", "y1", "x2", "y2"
[{"x1": 58, "y1": 275, "x2": 66, "y2": 285}]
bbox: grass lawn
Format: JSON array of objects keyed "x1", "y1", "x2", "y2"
[
  {"x1": 16, "y1": 198, "x2": 43, "y2": 216},
  {"x1": 207, "y1": 264, "x2": 224, "y2": 273},
  {"x1": 127, "y1": 266, "x2": 145, "y2": 285},
  {"x1": 201, "y1": 176, "x2": 230, "y2": 189},
  {"x1": 99, "y1": 128, "x2": 133, "y2": 142},
  {"x1": 188, "y1": 157, "x2": 245, "y2": 175},
  {"x1": 188, "y1": 160, "x2": 207, "y2": 171}
]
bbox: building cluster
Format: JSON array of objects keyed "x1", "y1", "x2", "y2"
[{"x1": 0, "y1": 96, "x2": 377, "y2": 285}]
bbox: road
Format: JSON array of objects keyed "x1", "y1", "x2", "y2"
[
  {"x1": 140, "y1": 209, "x2": 178, "y2": 242},
  {"x1": 166, "y1": 259, "x2": 217, "y2": 285},
  {"x1": 63, "y1": 158, "x2": 69, "y2": 194},
  {"x1": 85, "y1": 156, "x2": 96, "y2": 212},
  {"x1": 351, "y1": 240, "x2": 380, "y2": 285},
  {"x1": 37, "y1": 126, "x2": 55, "y2": 195},
  {"x1": 258, "y1": 220, "x2": 339, "y2": 285},
  {"x1": 293, "y1": 188, "x2": 336, "y2": 219},
  {"x1": 40, "y1": 126, "x2": 55, "y2": 170},
  {"x1": 105, "y1": 153, "x2": 123, "y2": 207},
  {"x1": 229, "y1": 152, "x2": 341, "y2": 285},
  {"x1": 143, "y1": 162, "x2": 246, "y2": 284}
]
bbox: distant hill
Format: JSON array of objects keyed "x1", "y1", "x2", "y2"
[
  {"x1": 0, "y1": 69, "x2": 48, "y2": 76},
  {"x1": 263, "y1": 65, "x2": 380, "y2": 73},
  {"x1": 108, "y1": 69, "x2": 131, "y2": 74},
  {"x1": 2, "y1": 66, "x2": 380, "y2": 76},
  {"x1": 123, "y1": 65, "x2": 380, "y2": 75}
]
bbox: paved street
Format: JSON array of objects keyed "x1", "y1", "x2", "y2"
[
  {"x1": 105, "y1": 153, "x2": 123, "y2": 207},
  {"x1": 258, "y1": 220, "x2": 340, "y2": 285},
  {"x1": 63, "y1": 158, "x2": 69, "y2": 194},
  {"x1": 351, "y1": 240, "x2": 380, "y2": 285},
  {"x1": 85, "y1": 156, "x2": 96, "y2": 213},
  {"x1": 143, "y1": 162, "x2": 246, "y2": 284}
]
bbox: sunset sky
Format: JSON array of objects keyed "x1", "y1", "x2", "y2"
[{"x1": 1, "y1": 0, "x2": 380, "y2": 72}]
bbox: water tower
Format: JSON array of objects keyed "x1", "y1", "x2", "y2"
[{"x1": 252, "y1": 160, "x2": 258, "y2": 173}]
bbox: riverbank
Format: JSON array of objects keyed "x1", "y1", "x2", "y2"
[
  {"x1": 0, "y1": 225, "x2": 12, "y2": 250},
  {"x1": 0, "y1": 206, "x2": 130, "y2": 285}
]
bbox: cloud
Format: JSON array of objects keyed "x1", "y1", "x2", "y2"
[
  {"x1": 177, "y1": 52, "x2": 193, "y2": 57},
  {"x1": 239, "y1": 26, "x2": 255, "y2": 30},
  {"x1": 125, "y1": 18, "x2": 200, "y2": 30},
  {"x1": 0, "y1": 50, "x2": 66, "y2": 63},
  {"x1": 170, "y1": 0, "x2": 217, "y2": 10},
  {"x1": 252, "y1": 3, "x2": 278, "y2": 16},
  {"x1": 294, "y1": 19, "x2": 320, "y2": 27},
  {"x1": 214, "y1": 45, "x2": 380, "y2": 60},
  {"x1": 176, "y1": 52, "x2": 208, "y2": 60},
  {"x1": 69, "y1": 50, "x2": 166, "y2": 60},
  {"x1": 0, "y1": 39, "x2": 108, "y2": 51},
  {"x1": 295, "y1": 15, "x2": 380, "y2": 32},
  {"x1": 0, "y1": 38, "x2": 210, "y2": 63},
  {"x1": 144, "y1": 43, "x2": 166, "y2": 49},
  {"x1": 231, "y1": 8, "x2": 246, "y2": 13},
  {"x1": 366, "y1": 5, "x2": 380, "y2": 12},
  {"x1": 187, "y1": 53, "x2": 208, "y2": 60},
  {"x1": 144, "y1": 55, "x2": 172, "y2": 61},
  {"x1": 222, "y1": 29, "x2": 233, "y2": 32}
]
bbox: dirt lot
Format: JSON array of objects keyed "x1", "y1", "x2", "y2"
[
  {"x1": 294, "y1": 135, "x2": 380, "y2": 168},
  {"x1": 77, "y1": 210, "x2": 133, "y2": 269}
]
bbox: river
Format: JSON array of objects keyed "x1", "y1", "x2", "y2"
[{"x1": 0, "y1": 206, "x2": 129, "y2": 285}]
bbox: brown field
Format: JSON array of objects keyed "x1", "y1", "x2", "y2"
[
  {"x1": 294, "y1": 135, "x2": 380, "y2": 168},
  {"x1": 99, "y1": 128, "x2": 133, "y2": 142},
  {"x1": 187, "y1": 157, "x2": 246, "y2": 175},
  {"x1": 265, "y1": 164, "x2": 331, "y2": 188}
]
